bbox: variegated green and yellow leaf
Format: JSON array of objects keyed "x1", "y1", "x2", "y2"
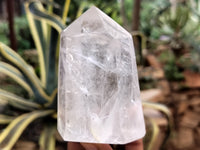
[
  {"x1": 142, "y1": 101, "x2": 173, "y2": 149},
  {"x1": 0, "y1": 115, "x2": 15, "y2": 125},
  {"x1": 76, "y1": 1, "x2": 92, "y2": 18},
  {"x1": 146, "y1": 118, "x2": 160, "y2": 150},
  {"x1": 0, "y1": 43, "x2": 40, "y2": 85},
  {"x1": 131, "y1": 31, "x2": 147, "y2": 51},
  {"x1": 28, "y1": 1, "x2": 65, "y2": 32},
  {"x1": 0, "y1": 62, "x2": 34, "y2": 96},
  {"x1": 51, "y1": 113, "x2": 57, "y2": 119},
  {"x1": 0, "y1": 42, "x2": 41, "y2": 85},
  {"x1": 0, "y1": 42, "x2": 41, "y2": 86},
  {"x1": 0, "y1": 110, "x2": 54, "y2": 150},
  {"x1": 142, "y1": 101, "x2": 172, "y2": 124},
  {"x1": 0, "y1": 89, "x2": 41, "y2": 110},
  {"x1": 62, "y1": 0, "x2": 71, "y2": 23},
  {"x1": 25, "y1": 1, "x2": 47, "y2": 87},
  {"x1": 39, "y1": 124, "x2": 56, "y2": 150},
  {"x1": 47, "y1": 0, "x2": 54, "y2": 13},
  {"x1": 0, "y1": 99, "x2": 7, "y2": 106},
  {"x1": 25, "y1": 1, "x2": 65, "y2": 94},
  {"x1": 0, "y1": 42, "x2": 54, "y2": 104}
]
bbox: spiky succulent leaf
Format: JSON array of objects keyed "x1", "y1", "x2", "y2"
[
  {"x1": 39, "y1": 124, "x2": 56, "y2": 150},
  {"x1": 0, "y1": 89, "x2": 41, "y2": 110},
  {"x1": 0, "y1": 1, "x2": 72, "y2": 150},
  {"x1": 0, "y1": 42, "x2": 53, "y2": 104},
  {"x1": 25, "y1": 1, "x2": 66, "y2": 94},
  {"x1": 142, "y1": 101, "x2": 173, "y2": 149},
  {"x1": 142, "y1": 101, "x2": 172, "y2": 125},
  {"x1": 145, "y1": 117, "x2": 160, "y2": 150},
  {"x1": 0, "y1": 115, "x2": 15, "y2": 124},
  {"x1": 62, "y1": 0, "x2": 71, "y2": 23},
  {"x1": 0, "y1": 110, "x2": 54, "y2": 150},
  {"x1": 0, "y1": 62, "x2": 33, "y2": 96}
]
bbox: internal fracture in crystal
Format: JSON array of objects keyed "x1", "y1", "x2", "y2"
[{"x1": 58, "y1": 6, "x2": 146, "y2": 144}]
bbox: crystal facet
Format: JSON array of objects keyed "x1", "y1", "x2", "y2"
[{"x1": 58, "y1": 6, "x2": 146, "y2": 144}]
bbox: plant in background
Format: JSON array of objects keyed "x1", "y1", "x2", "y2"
[
  {"x1": 185, "y1": 0, "x2": 200, "y2": 72},
  {"x1": 0, "y1": 21, "x2": 9, "y2": 45},
  {"x1": 151, "y1": 0, "x2": 200, "y2": 76},
  {"x1": 15, "y1": 16, "x2": 35, "y2": 51},
  {"x1": 0, "y1": 16, "x2": 34, "y2": 51},
  {"x1": 72, "y1": 0, "x2": 121, "y2": 24},
  {"x1": 0, "y1": 0, "x2": 172, "y2": 150},
  {"x1": 158, "y1": 50, "x2": 184, "y2": 81},
  {"x1": 153, "y1": 1, "x2": 200, "y2": 52},
  {"x1": 154, "y1": 3, "x2": 190, "y2": 53},
  {"x1": 140, "y1": 0, "x2": 170, "y2": 38},
  {"x1": 0, "y1": 0, "x2": 69, "y2": 149}
]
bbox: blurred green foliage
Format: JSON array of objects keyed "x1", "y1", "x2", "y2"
[
  {"x1": 15, "y1": 16, "x2": 34, "y2": 50},
  {"x1": 0, "y1": 16, "x2": 34, "y2": 51},
  {"x1": 68, "y1": 0, "x2": 121, "y2": 25},
  {"x1": 140, "y1": 0, "x2": 170, "y2": 38},
  {"x1": 164, "y1": 61, "x2": 184, "y2": 81},
  {"x1": 139, "y1": 0, "x2": 200, "y2": 74},
  {"x1": 0, "y1": 21, "x2": 9, "y2": 45}
]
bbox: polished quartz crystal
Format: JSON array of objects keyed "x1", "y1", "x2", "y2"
[{"x1": 58, "y1": 6, "x2": 146, "y2": 144}]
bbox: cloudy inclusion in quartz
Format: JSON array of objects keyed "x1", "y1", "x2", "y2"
[{"x1": 58, "y1": 6, "x2": 145, "y2": 144}]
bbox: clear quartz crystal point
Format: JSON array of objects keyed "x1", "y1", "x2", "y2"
[{"x1": 58, "y1": 6, "x2": 146, "y2": 144}]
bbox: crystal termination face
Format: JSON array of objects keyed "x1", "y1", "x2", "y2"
[{"x1": 58, "y1": 6, "x2": 146, "y2": 144}]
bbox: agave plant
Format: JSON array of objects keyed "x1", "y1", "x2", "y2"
[{"x1": 0, "y1": 0, "x2": 70, "y2": 149}]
